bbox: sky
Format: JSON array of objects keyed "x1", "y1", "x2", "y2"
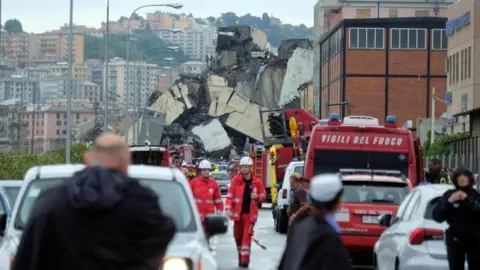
[{"x1": 4, "y1": 0, "x2": 318, "y2": 33}]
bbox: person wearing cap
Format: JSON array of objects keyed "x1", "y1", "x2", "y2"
[
  {"x1": 432, "y1": 167, "x2": 480, "y2": 270},
  {"x1": 225, "y1": 156, "x2": 266, "y2": 268},
  {"x1": 278, "y1": 173, "x2": 352, "y2": 270}
]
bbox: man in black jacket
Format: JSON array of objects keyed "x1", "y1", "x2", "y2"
[
  {"x1": 13, "y1": 133, "x2": 176, "y2": 270},
  {"x1": 432, "y1": 167, "x2": 480, "y2": 270},
  {"x1": 426, "y1": 158, "x2": 451, "y2": 184},
  {"x1": 278, "y1": 173, "x2": 352, "y2": 270}
]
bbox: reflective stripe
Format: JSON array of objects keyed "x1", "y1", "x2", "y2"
[
  {"x1": 240, "y1": 251, "x2": 250, "y2": 255},
  {"x1": 241, "y1": 245, "x2": 250, "y2": 250},
  {"x1": 233, "y1": 198, "x2": 241, "y2": 203},
  {"x1": 225, "y1": 205, "x2": 232, "y2": 209},
  {"x1": 226, "y1": 193, "x2": 233, "y2": 198},
  {"x1": 214, "y1": 199, "x2": 223, "y2": 203},
  {"x1": 196, "y1": 199, "x2": 203, "y2": 203},
  {"x1": 205, "y1": 200, "x2": 214, "y2": 203},
  {"x1": 197, "y1": 199, "x2": 214, "y2": 204}
]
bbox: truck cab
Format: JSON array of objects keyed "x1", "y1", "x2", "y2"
[{"x1": 130, "y1": 145, "x2": 170, "y2": 167}]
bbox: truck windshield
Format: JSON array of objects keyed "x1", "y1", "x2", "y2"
[
  {"x1": 342, "y1": 181, "x2": 409, "y2": 204},
  {"x1": 313, "y1": 150, "x2": 409, "y2": 176}
]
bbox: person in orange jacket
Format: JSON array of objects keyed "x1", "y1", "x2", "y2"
[
  {"x1": 225, "y1": 156, "x2": 266, "y2": 268},
  {"x1": 190, "y1": 159, "x2": 224, "y2": 243}
]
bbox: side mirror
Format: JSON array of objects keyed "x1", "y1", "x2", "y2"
[
  {"x1": 274, "y1": 183, "x2": 281, "y2": 189},
  {"x1": 205, "y1": 215, "x2": 228, "y2": 236},
  {"x1": 378, "y1": 213, "x2": 393, "y2": 227}
]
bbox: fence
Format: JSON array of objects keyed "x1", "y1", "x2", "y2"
[{"x1": 423, "y1": 155, "x2": 480, "y2": 173}]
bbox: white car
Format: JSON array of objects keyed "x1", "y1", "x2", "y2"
[
  {"x1": 0, "y1": 164, "x2": 227, "y2": 270},
  {"x1": 273, "y1": 160, "x2": 304, "y2": 234},
  {"x1": 374, "y1": 184, "x2": 469, "y2": 270}
]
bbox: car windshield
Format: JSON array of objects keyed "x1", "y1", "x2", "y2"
[
  {"x1": 14, "y1": 178, "x2": 196, "y2": 232},
  {"x1": 4, "y1": 186, "x2": 20, "y2": 204},
  {"x1": 218, "y1": 165, "x2": 228, "y2": 171},
  {"x1": 342, "y1": 180, "x2": 409, "y2": 204},
  {"x1": 314, "y1": 150, "x2": 409, "y2": 176},
  {"x1": 211, "y1": 173, "x2": 230, "y2": 181}
]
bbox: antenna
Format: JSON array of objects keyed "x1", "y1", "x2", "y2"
[{"x1": 433, "y1": 0, "x2": 442, "y2": 17}]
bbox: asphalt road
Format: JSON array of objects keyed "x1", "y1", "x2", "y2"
[{"x1": 212, "y1": 204, "x2": 285, "y2": 270}]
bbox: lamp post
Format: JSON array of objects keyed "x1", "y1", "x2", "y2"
[
  {"x1": 103, "y1": 0, "x2": 110, "y2": 132},
  {"x1": 65, "y1": 0, "x2": 73, "y2": 163},
  {"x1": 125, "y1": 3, "x2": 183, "y2": 144}
]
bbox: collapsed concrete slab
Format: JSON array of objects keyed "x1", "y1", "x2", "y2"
[
  {"x1": 278, "y1": 39, "x2": 313, "y2": 61},
  {"x1": 191, "y1": 119, "x2": 231, "y2": 155},
  {"x1": 278, "y1": 48, "x2": 314, "y2": 107},
  {"x1": 217, "y1": 25, "x2": 269, "y2": 52}
]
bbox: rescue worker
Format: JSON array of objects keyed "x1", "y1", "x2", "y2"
[
  {"x1": 190, "y1": 160, "x2": 224, "y2": 243},
  {"x1": 213, "y1": 164, "x2": 220, "y2": 172},
  {"x1": 278, "y1": 173, "x2": 352, "y2": 270},
  {"x1": 432, "y1": 167, "x2": 480, "y2": 270},
  {"x1": 225, "y1": 156, "x2": 266, "y2": 268},
  {"x1": 426, "y1": 158, "x2": 451, "y2": 184},
  {"x1": 186, "y1": 164, "x2": 196, "y2": 180}
]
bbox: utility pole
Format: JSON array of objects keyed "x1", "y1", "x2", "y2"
[
  {"x1": 133, "y1": 60, "x2": 137, "y2": 145},
  {"x1": 65, "y1": 0, "x2": 73, "y2": 163},
  {"x1": 31, "y1": 84, "x2": 36, "y2": 152},
  {"x1": 430, "y1": 87, "x2": 436, "y2": 145},
  {"x1": 103, "y1": 0, "x2": 110, "y2": 132}
]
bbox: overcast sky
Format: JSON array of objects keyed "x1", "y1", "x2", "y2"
[{"x1": 4, "y1": 0, "x2": 318, "y2": 33}]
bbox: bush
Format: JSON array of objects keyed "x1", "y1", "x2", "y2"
[
  {"x1": 0, "y1": 143, "x2": 90, "y2": 180},
  {"x1": 422, "y1": 131, "x2": 469, "y2": 157}
]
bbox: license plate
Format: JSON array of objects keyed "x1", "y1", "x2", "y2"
[
  {"x1": 335, "y1": 212, "x2": 350, "y2": 222},
  {"x1": 362, "y1": 215, "x2": 378, "y2": 224}
]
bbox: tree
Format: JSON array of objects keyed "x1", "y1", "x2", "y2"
[
  {"x1": 221, "y1": 12, "x2": 239, "y2": 26},
  {"x1": 207, "y1": 16, "x2": 216, "y2": 23},
  {"x1": 4, "y1": 19, "x2": 23, "y2": 33}
]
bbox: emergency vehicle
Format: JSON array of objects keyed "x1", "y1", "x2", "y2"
[
  {"x1": 304, "y1": 114, "x2": 424, "y2": 186},
  {"x1": 129, "y1": 145, "x2": 170, "y2": 166},
  {"x1": 337, "y1": 169, "x2": 411, "y2": 266}
]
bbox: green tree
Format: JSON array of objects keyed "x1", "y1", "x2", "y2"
[
  {"x1": 4, "y1": 19, "x2": 23, "y2": 33},
  {"x1": 207, "y1": 16, "x2": 216, "y2": 23}
]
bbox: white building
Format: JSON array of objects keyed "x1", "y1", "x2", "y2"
[
  {"x1": 39, "y1": 75, "x2": 100, "y2": 103},
  {"x1": 158, "y1": 26, "x2": 217, "y2": 60},
  {"x1": 0, "y1": 75, "x2": 40, "y2": 103},
  {"x1": 107, "y1": 58, "x2": 160, "y2": 108},
  {"x1": 180, "y1": 61, "x2": 206, "y2": 75}
]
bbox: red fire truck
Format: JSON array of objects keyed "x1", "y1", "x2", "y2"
[
  {"x1": 304, "y1": 114, "x2": 424, "y2": 186},
  {"x1": 130, "y1": 145, "x2": 171, "y2": 167}
]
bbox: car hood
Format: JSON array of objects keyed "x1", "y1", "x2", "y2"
[
  {"x1": 216, "y1": 180, "x2": 230, "y2": 186},
  {"x1": 165, "y1": 233, "x2": 206, "y2": 258}
]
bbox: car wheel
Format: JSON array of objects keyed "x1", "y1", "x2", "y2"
[{"x1": 278, "y1": 210, "x2": 288, "y2": 234}]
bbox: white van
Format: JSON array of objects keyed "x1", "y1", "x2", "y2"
[{"x1": 273, "y1": 161, "x2": 304, "y2": 234}]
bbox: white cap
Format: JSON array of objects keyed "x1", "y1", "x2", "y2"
[
  {"x1": 198, "y1": 160, "x2": 211, "y2": 169},
  {"x1": 309, "y1": 174, "x2": 343, "y2": 203},
  {"x1": 239, "y1": 156, "x2": 253, "y2": 166}
]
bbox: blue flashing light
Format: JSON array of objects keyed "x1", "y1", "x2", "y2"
[
  {"x1": 386, "y1": 115, "x2": 396, "y2": 124},
  {"x1": 329, "y1": 113, "x2": 340, "y2": 121},
  {"x1": 255, "y1": 141, "x2": 262, "y2": 145}
]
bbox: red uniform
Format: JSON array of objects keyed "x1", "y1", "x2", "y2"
[
  {"x1": 225, "y1": 173, "x2": 266, "y2": 264},
  {"x1": 190, "y1": 176, "x2": 224, "y2": 221}
]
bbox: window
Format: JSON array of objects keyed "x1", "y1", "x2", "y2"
[
  {"x1": 349, "y1": 28, "x2": 384, "y2": 49},
  {"x1": 389, "y1": 8, "x2": 398, "y2": 18},
  {"x1": 432, "y1": 29, "x2": 447, "y2": 50},
  {"x1": 468, "y1": 47, "x2": 471, "y2": 78},
  {"x1": 450, "y1": 55, "x2": 454, "y2": 84},
  {"x1": 356, "y1": 8, "x2": 371, "y2": 18},
  {"x1": 393, "y1": 192, "x2": 416, "y2": 223},
  {"x1": 415, "y1": 10, "x2": 430, "y2": 17},
  {"x1": 403, "y1": 191, "x2": 421, "y2": 221},
  {"x1": 461, "y1": 93, "x2": 468, "y2": 112},
  {"x1": 391, "y1": 29, "x2": 426, "y2": 49},
  {"x1": 461, "y1": 49, "x2": 464, "y2": 80},
  {"x1": 455, "y1": 53, "x2": 459, "y2": 83},
  {"x1": 56, "y1": 113, "x2": 60, "y2": 119}
]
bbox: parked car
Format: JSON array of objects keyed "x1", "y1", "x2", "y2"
[
  {"x1": 0, "y1": 165, "x2": 227, "y2": 269},
  {"x1": 210, "y1": 172, "x2": 231, "y2": 197},
  {"x1": 0, "y1": 180, "x2": 22, "y2": 205},
  {"x1": 374, "y1": 184, "x2": 463, "y2": 270},
  {"x1": 272, "y1": 161, "x2": 304, "y2": 234}
]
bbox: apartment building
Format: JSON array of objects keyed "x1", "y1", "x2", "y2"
[
  {"x1": 146, "y1": 11, "x2": 174, "y2": 30},
  {"x1": 107, "y1": 58, "x2": 159, "y2": 108},
  {"x1": 41, "y1": 62, "x2": 90, "y2": 80},
  {"x1": 39, "y1": 74, "x2": 99, "y2": 103},
  {"x1": 312, "y1": 0, "x2": 455, "y2": 118},
  {"x1": 28, "y1": 32, "x2": 85, "y2": 65},
  {"x1": 25, "y1": 104, "x2": 95, "y2": 153},
  {"x1": 319, "y1": 17, "x2": 447, "y2": 128},
  {"x1": 158, "y1": 27, "x2": 217, "y2": 60},
  {"x1": 0, "y1": 75, "x2": 40, "y2": 103},
  {"x1": 180, "y1": 61, "x2": 205, "y2": 75},
  {"x1": 0, "y1": 31, "x2": 28, "y2": 65}
]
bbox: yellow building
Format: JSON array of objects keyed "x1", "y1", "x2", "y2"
[
  {"x1": 0, "y1": 32, "x2": 29, "y2": 64},
  {"x1": 298, "y1": 81, "x2": 314, "y2": 114},
  {"x1": 146, "y1": 11, "x2": 174, "y2": 30},
  {"x1": 42, "y1": 63, "x2": 90, "y2": 80},
  {"x1": 29, "y1": 32, "x2": 85, "y2": 65}
]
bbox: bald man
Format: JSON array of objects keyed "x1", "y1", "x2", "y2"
[{"x1": 13, "y1": 133, "x2": 176, "y2": 270}]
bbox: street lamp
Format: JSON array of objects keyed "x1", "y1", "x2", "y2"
[
  {"x1": 125, "y1": 3, "x2": 183, "y2": 144},
  {"x1": 66, "y1": 0, "x2": 74, "y2": 163},
  {"x1": 103, "y1": 0, "x2": 110, "y2": 133}
]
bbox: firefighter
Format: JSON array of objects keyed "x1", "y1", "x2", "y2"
[
  {"x1": 225, "y1": 156, "x2": 266, "y2": 268},
  {"x1": 186, "y1": 164, "x2": 196, "y2": 180},
  {"x1": 426, "y1": 158, "x2": 451, "y2": 184},
  {"x1": 190, "y1": 160, "x2": 224, "y2": 237}
]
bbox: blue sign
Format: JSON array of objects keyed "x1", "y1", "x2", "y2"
[
  {"x1": 446, "y1": 12, "x2": 470, "y2": 36},
  {"x1": 445, "y1": 91, "x2": 452, "y2": 105}
]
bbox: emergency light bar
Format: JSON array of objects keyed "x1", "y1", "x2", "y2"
[
  {"x1": 329, "y1": 113, "x2": 340, "y2": 121},
  {"x1": 386, "y1": 115, "x2": 397, "y2": 124}
]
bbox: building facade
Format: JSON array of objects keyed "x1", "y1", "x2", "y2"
[
  {"x1": 29, "y1": 32, "x2": 85, "y2": 65},
  {"x1": 319, "y1": 17, "x2": 448, "y2": 128},
  {"x1": 313, "y1": 0, "x2": 455, "y2": 117},
  {"x1": 0, "y1": 32, "x2": 29, "y2": 66},
  {"x1": 0, "y1": 75, "x2": 40, "y2": 103},
  {"x1": 180, "y1": 61, "x2": 205, "y2": 75},
  {"x1": 158, "y1": 27, "x2": 217, "y2": 60}
]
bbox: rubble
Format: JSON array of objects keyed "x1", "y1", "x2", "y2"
[{"x1": 132, "y1": 25, "x2": 314, "y2": 158}]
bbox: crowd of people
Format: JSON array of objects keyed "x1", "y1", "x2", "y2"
[{"x1": 9, "y1": 133, "x2": 480, "y2": 270}]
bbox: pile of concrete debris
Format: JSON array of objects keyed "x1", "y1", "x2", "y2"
[{"x1": 132, "y1": 26, "x2": 314, "y2": 158}]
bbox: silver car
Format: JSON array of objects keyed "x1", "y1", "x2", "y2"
[
  {"x1": 374, "y1": 184, "x2": 469, "y2": 270},
  {"x1": 0, "y1": 164, "x2": 227, "y2": 270}
]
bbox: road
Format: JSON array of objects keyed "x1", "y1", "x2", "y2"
[{"x1": 212, "y1": 205, "x2": 285, "y2": 270}]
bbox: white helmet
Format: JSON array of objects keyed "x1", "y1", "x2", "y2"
[
  {"x1": 198, "y1": 160, "x2": 211, "y2": 170},
  {"x1": 239, "y1": 156, "x2": 253, "y2": 166},
  {"x1": 181, "y1": 161, "x2": 187, "y2": 167}
]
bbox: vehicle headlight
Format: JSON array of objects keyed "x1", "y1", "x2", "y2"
[{"x1": 162, "y1": 257, "x2": 193, "y2": 270}]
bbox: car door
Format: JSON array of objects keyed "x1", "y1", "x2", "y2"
[{"x1": 377, "y1": 191, "x2": 416, "y2": 270}]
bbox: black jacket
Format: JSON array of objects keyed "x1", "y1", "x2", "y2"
[
  {"x1": 432, "y1": 167, "x2": 480, "y2": 243},
  {"x1": 278, "y1": 216, "x2": 352, "y2": 270},
  {"x1": 13, "y1": 166, "x2": 176, "y2": 270},
  {"x1": 426, "y1": 170, "x2": 450, "y2": 184}
]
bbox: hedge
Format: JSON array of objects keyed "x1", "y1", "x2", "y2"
[{"x1": 0, "y1": 143, "x2": 90, "y2": 180}]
